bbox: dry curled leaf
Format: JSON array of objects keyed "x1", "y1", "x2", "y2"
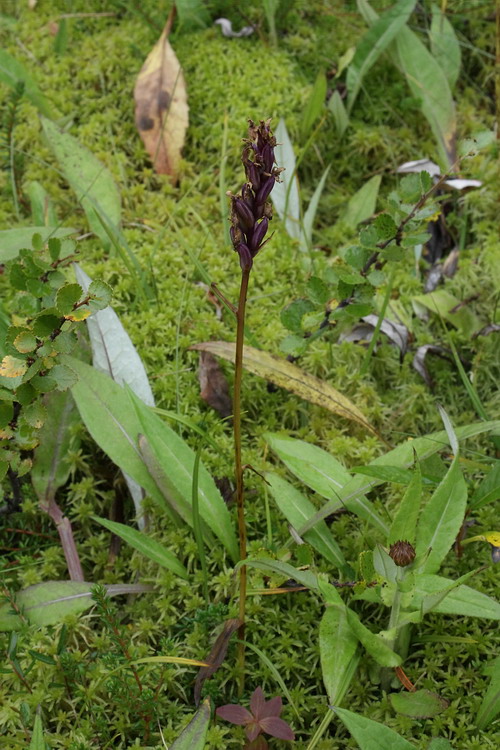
[
  {"x1": 412, "y1": 344, "x2": 453, "y2": 389},
  {"x1": 199, "y1": 351, "x2": 232, "y2": 418},
  {"x1": 339, "y1": 314, "x2": 409, "y2": 359},
  {"x1": 194, "y1": 618, "x2": 241, "y2": 705},
  {"x1": 472, "y1": 323, "x2": 500, "y2": 339},
  {"x1": 191, "y1": 341, "x2": 380, "y2": 438},
  {"x1": 134, "y1": 13, "x2": 189, "y2": 181}
]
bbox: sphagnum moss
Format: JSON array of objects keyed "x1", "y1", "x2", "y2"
[{"x1": 1, "y1": 1, "x2": 499, "y2": 748}]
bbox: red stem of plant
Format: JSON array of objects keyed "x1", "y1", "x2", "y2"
[{"x1": 234, "y1": 268, "x2": 250, "y2": 695}]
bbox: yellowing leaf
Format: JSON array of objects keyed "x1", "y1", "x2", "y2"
[
  {"x1": 0, "y1": 356, "x2": 28, "y2": 378},
  {"x1": 65, "y1": 308, "x2": 91, "y2": 322},
  {"x1": 484, "y1": 532, "x2": 500, "y2": 547},
  {"x1": 191, "y1": 341, "x2": 380, "y2": 438},
  {"x1": 0, "y1": 427, "x2": 13, "y2": 439},
  {"x1": 134, "y1": 14, "x2": 189, "y2": 181}
]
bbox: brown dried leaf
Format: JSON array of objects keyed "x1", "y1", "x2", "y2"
[
  {"x1": 199, "y1": 351, "x2": 232, "y2": 418},
  {"x1": 412, "y1": 345, "x2": 453, "y2": 389},
  {"x1": 134, "y1": 14, "x2": 189, "y2": 181},
  {"x1": 194, "y1": 618, "x2": 241, "y2": 705}
]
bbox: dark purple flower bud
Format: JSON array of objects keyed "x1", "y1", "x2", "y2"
[
  {"x1": 245, "y1": 162, "x2": 261, "y2": 191},
  {"x1": 233, "y1": 197, "x2": 254, "y2": 231},
  {"x1": 261, "y1": 143, "x2": 274, "y2": 172},
  {"x1": 250, "y1": 217, "x2": 268, "y2": 253},
  {"x1": 230, "y1": 224, "x2": 243, "y2": 249},
  {"x1": 236, "y1": 242, "x2": 253, "y2": 271},
  {"x1": 256, "y1": 175, "x2": 276, "y2": 206}
]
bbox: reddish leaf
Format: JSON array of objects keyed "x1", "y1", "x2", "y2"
[
  {"x1": 194, "y1": 618, "x2": 240, "y2": 704},
  {"x1": 259, "y1": 716, "x2": 295, "y2": 740},
  {"x1": 259, "y1": 696, "x2": 282, "y2": 719},
  {"x1": 250, "y1": 686, "x2": 266, "y2": 718},
  {"x1": 216, "y1": 705, "x2": 253, "y2": 725}
]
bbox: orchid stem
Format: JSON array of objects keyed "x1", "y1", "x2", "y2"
[{"x1": 234, "y1": 267, "x2": 250, "y2": 696}]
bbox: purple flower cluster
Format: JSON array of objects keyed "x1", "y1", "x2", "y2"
[{"x1": 229, "y1": 119, "x2": 281, "y2": 271}]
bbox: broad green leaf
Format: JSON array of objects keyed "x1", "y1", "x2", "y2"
[
  {"x1": 129, "y1": 388, "x2": 238, "y2": 562},
  {"x1": 28, "y1": 181, "x2": 58, "y2": 227},
  {"x1": 170, "y1": 698, "x2": 211, "y2": 749},
  {"x1": 192, "y1": 342, "x2": 379, "y2": 437},
  {"x1": 345, "y1": 608, "x2": 401, "y2": 667},
  {"x1": 388, "y1": 461, "x2": 422, "y2": 545},
  {"x1": 65, "y1": 355, "x2": 177, "y2": 518},
  {"x1": 0, "y1": 48, "x2": 58, "y2": 118},
  {"x1": 32, "y1": 390, "x2": 80, "y2": 504},
  {"x1": 29, "y1": 711, "x2": 45, "y2": 750},
  {"x1": 320, "y1": 606, "x2": 360, "y2": 705},
  {"x1": 241, "y1": 558, "x2": 319, "y2": 590},
  {"x1": 343, "y1": 175, "x2": 382, "y2": 228},
  {"x1": 415, "y1": 456, "x2": 467, "y2": 574},
  {"x1": 390, "y1": 689, "x2": 448, "y2": 718},
  {"x1": 470, "y1": 461, "x2": 500, "y2": 510},
  {"x1": 333, "y1": 706, "x2": 415, "y2": 749},
  {"x1": 302, "y1": 71, "x2": 327, "y2": 136},
  {"x1": 417, "y1": 568, "x2": 480, "y2": 617},
  {"x1": 271, "y1": 118, "x2": 302, "y2": 241},
  {"x1": 0, "y1": 581, "x2": 151, "y2": 631},
  {"x1": 413, "y1": 290, "x2": 482, "y2": 337},
  {"x1": 413, "y1": 574, "x2": 500, "y2": 619},
  {"x1": 0, "y1": 227, "x2": 76, "y2": 263},
  {"x1": 395, "y1": 26, "x2": 455, "y2": 167},
  {"x1": 41, "y1": 118, "x2": 121, "y2": 250},
  {"x1": 175, "y1": 0, "x2": 210, "y2": 30},
  {"x1": 265, "y1": 472, "x2": 347, "y2": 572},
  {"x1": 301, "y1": 164, "x2": 331, "y2": 251},
  {"x1": 74, "y1": 264, "x2": 153, "y2": 527},
  {"x1": 296, "y1": 421, "x2": 500, "y2": 538},
  {"x1": 429, "y1": 5, "x2": 461, "y2": 91},
  {"x1": 351, "y1": 465, "x2": 413, "y2": 485},
  {"x1": 328, "y1": 90, "x2": 349, "y2": 136},
  {"x1": 346, "y1": 0, "x2": 416, "y2": 112},
  {"x1": 477, "y1": 656, "x2": 500, "y2": 729},
  {"x1": 93, "y1": 516, "x2": 188, "y2": 579},
  {"x1": 264, "y1": 433, "x2": 388, "y2": 535}
]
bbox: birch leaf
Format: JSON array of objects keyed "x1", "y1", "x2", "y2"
[
  {"x1": 134, "y1": 17, "x2": 189, "y2": 181},
  {"x1": 191, "y1": 341, "x2": 379, "y2": 437}
]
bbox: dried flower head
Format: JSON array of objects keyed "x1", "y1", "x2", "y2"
[
  {"x1": 389, "y1": 540, "x2": 416, "y2": 567},
  {"x1": 228, "y1": 119, "x2": 282, "y2": 271}
]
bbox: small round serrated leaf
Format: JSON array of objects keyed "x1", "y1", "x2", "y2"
[
  {"x1": 33, "y1": 313, "x2": 61, "y2": 338},
  {"x1": 279, "y1": 334, "x2": 308, "y2": 357},
  {"x1": 65, "y1": 307, "x2": 91, "y2": 322},
  {"x1": 17, "y1": 457, "x2": 33, "y2": 476},
  {"x1": 9, "y1": 264, "x2": 28, "y2": 291},
  {"x1": 31, "y1": 232, "x2": 43, "y2": 251},
  {"x1": 390, "y1": 689, "x2": 448, "y2": 718},
  {"x1": 30, "y1": 374, "x2": 57, "y2": 393},
  {"x1": 50, "y1": 364, "x2": 78, "y2": 391},
  {"x1": 0, "y1": 356, "x2": 28, "y2": 378},
  {"x1": 302, "y1": 310, "x2": 327, "y2": 330},
  {"x1": 51, "y1": 330, "x2": 77, "y2": 354},
  {"x1": 14, "y1": 383, "x2": 36, "y2": 406},
  {"x1": 280, "y1": 299, "x2": 316, "y2": 333},
  {"x1": 0, "y1": 401, "x2": 14, "y2": 429},
  {"x1": 88, "y1": 279, "x2": 112, "y2": 311},
  {"x1": 373, "y1": 213, "x2": 397, "y2": 241},
  {"x1": 22, "y1": 358, "x2": 44, "y2": 383},
  {"x1": 24, "y1": 401, "x2": 47, "y2": 429},
  {"x1": 14, "y1": 331, "x2": 37, "y2": 353},
  {"x1": 56, "y1": 283, "x2": 83, "y2": 316},
  {"x1": 27, "y1": 278, "x2": 48, "y2": 298},
  {"x1": 48, "y1": 237, "x2": 61, "y2": 262},
  {"x1": 306, "y1": 276, "x2": 330, "y2": 305}
]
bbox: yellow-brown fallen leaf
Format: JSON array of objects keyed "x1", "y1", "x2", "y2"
[
  {"x1": 191, "y1": 341, "x2": 381, "y2": 439},
  {"x1": 133, "y1": 11, "x2": 189, "y2": 181}
]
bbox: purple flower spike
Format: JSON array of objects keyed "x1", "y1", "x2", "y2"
[{"x1": 228, "y1": 119, "x2": 281, "y2": 268}]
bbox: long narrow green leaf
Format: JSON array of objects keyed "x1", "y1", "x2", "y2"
[
  {"x1": 320, "y1": 607, "x2": 360, "y2": 705},
  {"x1": 170, "y1": 698, "x2": 211, "y2": 749},
  {"x1": 301, "y1": 164, "x2": 331, "y2": 251},
  {"x1": 388, "y1": 460, "x2": 422, "y2": 545},
  {"x1": 295, "y1": 421, "x2": 500, "y2": 537},
  {"x1": 346, "y1": 0, "x2": 416, "y2": 112},
  {"x1": 413, "y1": 574, "x2": 500, "y2": 619},
  {"x1": 332, "y1": 707, "x2": 416, "y2": 749},
  {"x1": 0, "y1": 227, "x2": 77, "y2": 263},
  {"x1": 265, "y1": 472, "x2": 347, "y2": 572},
  {"x1": 241, "y1": 558, "x2": 319, "y2": 590},
  {"x1": 128, "y1": 388, "x2": 239, "y2": 562},
  {"x1": 415, "y1": 456, "x2": 467, "y2": 574},
  {"x1": 302, "y1": 71, "x2": 327, "y2": 136},
  {"x1": 29, "y1": 711, "x2": 45, "y2": 750},
  {"x1": 0, "y1": 49, "x2": 58, "y2": 118},
  {"x1": 342, "y1": 174, "x2": 381, "y2": 228},
  {"x1": 477, "y1": 657, "x2": 500, "y2": 730},
  {"x1": 429, "y1": 4, "x2": 461, "y2": 91},
  {"x1": 92, "y1": 516, "x2": 188, "y2": 579}
]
